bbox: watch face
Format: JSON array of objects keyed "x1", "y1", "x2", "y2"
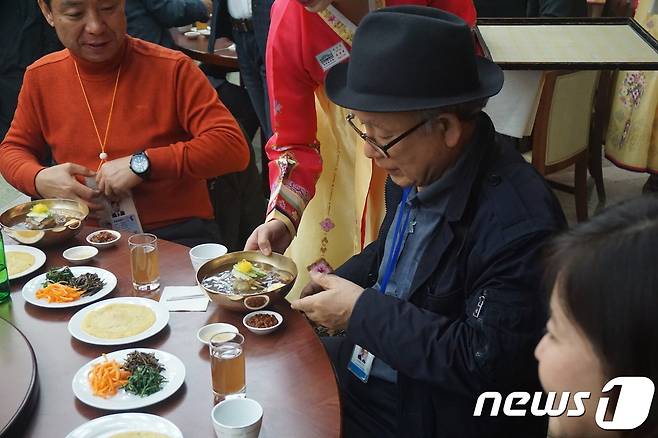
[{"x1": 131, "y1": 154, "x2": 149, "y2": 173}]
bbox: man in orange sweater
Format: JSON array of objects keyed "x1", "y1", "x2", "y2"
[{"x1": 0, "y1": 0, "x2": 250, "y2": 246}]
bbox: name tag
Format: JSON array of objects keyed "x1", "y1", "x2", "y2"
[
  {"x1": 85, "y1": 176, "x2": 144, "y2": 234},
  {"x1": 348, "y1": 344, "x2": 375, "y2": 383},
  {"x1": 316, "y1": 42, "x2": 350, "y2": 72}
]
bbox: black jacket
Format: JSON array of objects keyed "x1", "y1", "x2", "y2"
[
  {"x1": 125, "y1": 0, "x2": 210, "y2": 49},
  {"x1": 475, "y1": 0, "x2": 587, "y2": 17},
  {"x1": 0, "y1": 0, "x2": 61, "y2": 140},
  {"x1": 336, "y1": 114, "x2": 566, "y2": 437}
]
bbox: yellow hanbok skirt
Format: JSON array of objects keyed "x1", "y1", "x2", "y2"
[
  {"x1": 606, "y1": 0, "x2": 658, "y2": 174},
  {"x1": 285, "y1": 88, "x2": 386, "y2": 300}
]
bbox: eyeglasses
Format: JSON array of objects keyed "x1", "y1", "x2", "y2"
[{"x1": 346, "y1": 113, "x2": 432, "y2": 158}]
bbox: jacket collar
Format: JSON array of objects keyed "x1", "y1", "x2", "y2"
[
  {"x1": 407, "y1": 112, "x2": 496, "y2": 295},
  {"x1": 444, "y1": 112, "x2": 495, "y2": 223}
]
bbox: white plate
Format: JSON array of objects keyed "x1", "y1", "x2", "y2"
[
  {"x1": 5, "y1": 245, "x2": 46, "y2": 281},
  {"x1": 22, "y1": 266, "x2": 117, "y2": 308},
  {"x1": 66, "y1": 413, "x2": 183, "y2": 438},
  {"x1": 68, "y1": 297, "x2": 170, "y2": 345},
  {"x1": 72, "y1": 348, "x2": 185, "y2": 411}
]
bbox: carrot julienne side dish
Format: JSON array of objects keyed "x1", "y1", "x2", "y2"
[
  {"x1": 35, "y1": 282, "x2": 83, "y2": 303},
  {"x1": 88, "y1": 355, "x2": 132, "y2": 398}
]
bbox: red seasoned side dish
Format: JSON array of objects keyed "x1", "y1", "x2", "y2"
[
  {"x1": 246, "y1": 313, "x2": 278, "y2": 328},
  {"x1": 90, "y1": 231, "x2": 117, "y2": 243}
]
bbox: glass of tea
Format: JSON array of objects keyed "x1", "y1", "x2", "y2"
[
  {"x1": 209, "y1": 331, "x2": 246, "y2": 402},
  {"x1": 128, "y1": 233, "x2": 160, "y2": 292}
]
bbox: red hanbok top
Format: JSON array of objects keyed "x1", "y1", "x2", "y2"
[{"x1": 265, "y1": 0, "x2": 477, "y2": 233}]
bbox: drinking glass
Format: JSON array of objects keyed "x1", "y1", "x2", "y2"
[
  {"x1": 128, "y1": 233, "x2": 160, "y2": 292},
  {"x1": 209, "y1": 332, "x2": 246, "y2": 402}
]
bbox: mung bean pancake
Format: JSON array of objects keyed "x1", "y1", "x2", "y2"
[
  {"x1": 6, "y1": 251, "x2": 36, "y2": 276},
  {"x1": 81, "y1": 303, "x2": 156, "y2": 339}
]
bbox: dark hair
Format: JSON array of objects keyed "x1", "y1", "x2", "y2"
[{"x1": 546, "y1": 195, "x2": 658, "y2": 437}]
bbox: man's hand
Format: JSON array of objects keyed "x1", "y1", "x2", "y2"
[
  {"x1": 300, "y1": 278, "x2": 324, "y2": 299},
  {"x1": 244, "y1": 219, "x2": 293, "y2": 255},
  {"x1": 96, "y1": 156, "x2": 143, "y2": 201},
  {"x1": 290, "y1": 272, "x2": 365, "y2": 331},
  {"x1": 35, "y1": 163, "x2": 102, "y2": 210}
]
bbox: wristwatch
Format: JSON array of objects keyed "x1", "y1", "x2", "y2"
[{"x1": 130, "y1": 151, "x2": 150, "y2": 179}]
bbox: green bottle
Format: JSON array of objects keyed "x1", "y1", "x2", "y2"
[{"x1": 0, "y1": 232, "x2": 10, "y2": 303}]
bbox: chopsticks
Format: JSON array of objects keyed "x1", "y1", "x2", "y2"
[{"x1": 166, "y1": 293, "x2": 206, "y2": 302}]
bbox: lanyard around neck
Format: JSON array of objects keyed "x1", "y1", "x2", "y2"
[
  {"x1": 379, "y1": 186, "x2": 413, "y2": 294},
  {"x1": 73, "y1": 61, "x2": 122, "y2": 170}
]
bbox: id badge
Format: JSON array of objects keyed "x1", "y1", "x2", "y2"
[
  {"x1": 85, "y1": 177, "x2": 143, "y2": 234},
  {"x1": 109, "y1": 196, "x2": 143, "y2": 234},
  {"x1": 348, "y1": 344, "x2": 375, "y2": 383}
]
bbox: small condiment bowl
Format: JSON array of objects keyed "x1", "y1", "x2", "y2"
[
  {"x1": 184, "y1": 31, "x2": 200, "y2": 39},
  {"x1": 63, "y1": 245, "x2": 98, "y2": 265},
  {"x1": 242, "y1": 310, "x2": 283, "y2": 336},
  {"x1": 197, "y1": 322, "x2": 239, "y2": 345},
  {"x1": 85, "y1": 229, "x2": 121, "y2": 248},
  {"x1": 244, "y1": 295, "x2": 269, "y2": 311}
]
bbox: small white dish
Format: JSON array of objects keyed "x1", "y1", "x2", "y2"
[
  {"x1": 184, "y1": 30, "x2": 200, "y2": 39},
  {"x1": 22, "y1": 266, "x2": 117, "y2": 309},
  {"x1": 242, "y1": 310, "x2": 283, "y2": 336},
  {"x1": 63, "y1": 245, "x2": 98, "y2": 265},
  {"x1": 244, "y1": 295, "x2": 269, "y2": 311},
  {"x1": 198, "y1": 28, "x2": 211, "y2": 36},
  {"x1": 4, "y1": 245, "x2": 47, "y2": 281},
  {"x1": 68, "y1": 297, "x2": 169, "y2": 345},
  {"x1": 72, "y1": 348, "x2": 185, "y2": 411},
  {"x1": 85, "y1": 229, "x2": 121, "y2": 248},
  {"x1": 66, "y1": 413, "x2": 183, "y2": 438},
  {"x1": 189, "y1": 243, "x2": 227, "y2": 272},
  {"x1": 197, "y1": 322, "x2": 239, "y2": 345}
]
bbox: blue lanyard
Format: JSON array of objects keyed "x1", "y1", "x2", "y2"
[{"x1": 379, "y1": 187, "x2": 412, "y2": 294}]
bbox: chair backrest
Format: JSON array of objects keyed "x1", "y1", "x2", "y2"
[{"x1": 533, "y1": 70, "x2": 600, "y2": 168}]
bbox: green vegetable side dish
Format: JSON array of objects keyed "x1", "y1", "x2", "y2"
[
  {"x1": 43, "y1": 266, "x2": 105, "y2": 297},
  {"x1": 44, "y1": 266, "x2": 75, "y2": 285},
  {"x1": 123, "y1": 365, "x2": 167, "y2": 397},
  {"x1": 121, "y1": 351, "x2": 166, "y2": 397}
]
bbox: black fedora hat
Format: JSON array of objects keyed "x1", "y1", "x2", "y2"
[{"x1": 325, "y1": 6, "x2": 504, "y2": 112}]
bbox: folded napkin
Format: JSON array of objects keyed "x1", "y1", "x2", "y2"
[{"x1": 159, "y1": 286, "x2": 209, "y2": 312}]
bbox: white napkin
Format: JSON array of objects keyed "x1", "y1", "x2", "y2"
[{"x1": 159, "y1": 286, "x2": 209, "y2": 312}]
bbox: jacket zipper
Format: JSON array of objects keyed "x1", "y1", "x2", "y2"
[{"x1": 473, "y1": 294, "x2": 486, "y2": 318}]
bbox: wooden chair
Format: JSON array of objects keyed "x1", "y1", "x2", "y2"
[
  {"x1": 525, "y1": 70, "x2": 600, "y2": 222},
  {"x1": 587, "y1": 0, "x2": 634, "y2": 204}
]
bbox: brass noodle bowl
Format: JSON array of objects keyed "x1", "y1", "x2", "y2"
[
  {"x1": 196, "y1": 250, "x2": 298, "y2": 312},
  {"x1": 0, "y1": 199, "x2": 89, "y2": 247}
]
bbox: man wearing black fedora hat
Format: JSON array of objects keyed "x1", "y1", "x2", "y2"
[{"x1": 291, "y1": 6, "x2": 566, "y2": 438}]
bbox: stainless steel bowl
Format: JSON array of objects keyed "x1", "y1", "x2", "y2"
[
  {"x1": 196, "y1": 250, "x2": 297, "y2": 312},
  {"x1": 0, "y1": 199, "x2": 89, "y2": 247}
]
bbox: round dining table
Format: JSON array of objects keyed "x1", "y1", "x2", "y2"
[
  {"x1": 170, "y1": 30, "x2": 239, "y2": 72},
  {"x1": 2, "y1": 228, "x2": 341, "y2": 437}
]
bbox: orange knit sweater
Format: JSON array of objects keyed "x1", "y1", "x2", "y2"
[{"x1": 0, "y1": 37, "x2": 249, "y2": 230}]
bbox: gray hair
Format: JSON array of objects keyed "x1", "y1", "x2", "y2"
[{"x1": 415, "y1": 98, "x2": 488, "y2": 134}]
